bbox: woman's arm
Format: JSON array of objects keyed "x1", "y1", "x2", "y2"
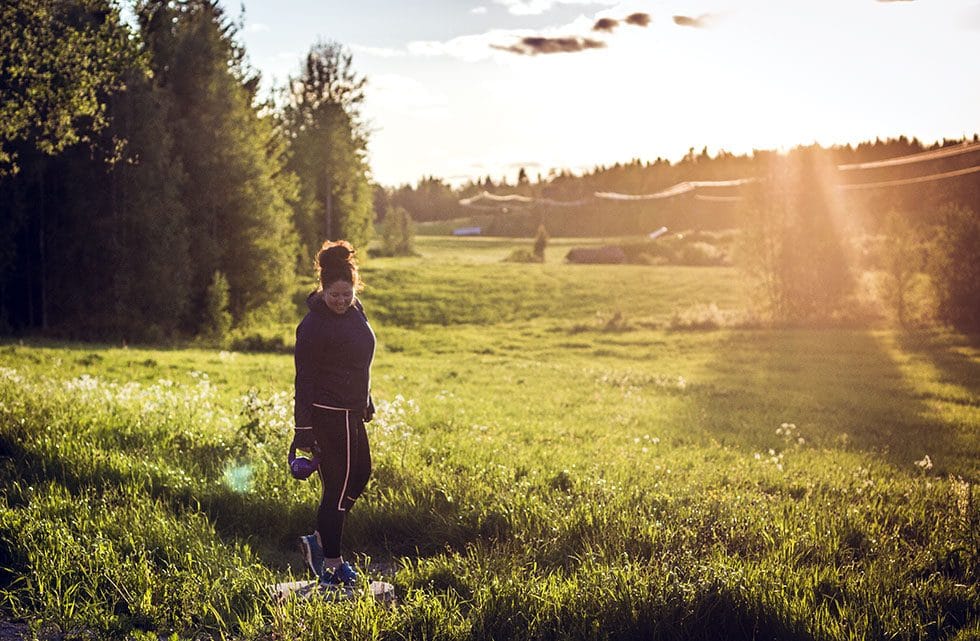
[{"x1": 293, "y1": 316, "x2": 320, "y2": 440}]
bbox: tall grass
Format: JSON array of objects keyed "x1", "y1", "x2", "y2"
[{"x1": 0, "y1": 237, "x2": 977, "y2": 639}]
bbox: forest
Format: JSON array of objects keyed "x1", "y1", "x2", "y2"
[
  {"x1": 2, "y1": 0, "x2": 979, "y2": 341},
  {"x1": 1, "y1": 0, "x2": 373, "y2": 340}
]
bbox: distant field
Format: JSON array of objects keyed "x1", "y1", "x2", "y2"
[
  {"x1": 1, "y1": 236, "x2": 977, "y2": 639},
  {"x1": 392, "y1": 234, "x2": 624, "y2": 265}
]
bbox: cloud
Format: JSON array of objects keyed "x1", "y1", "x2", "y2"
[
  {"x1": 492, "y1": 36, "x2": 606, "y2": 55},
  {"x1": 407, "y1": 33, "x2": 510, "y2": 62},
  {"x1": 624, "y1": 12, "x2": 651, "y2": 27},
  {"x1": 494, "y1": 0, "x2": 617, "y2": 16},
  {"x1": 472, "y1": 6, "x2": 488, "y2": 13},
  {"x1": 592, "y1": 17, "x2": 619, "y2": 32},
  {"x1": 673, "y1": 13, "x2": 714, "y2": 28},
  {"x1": 351, "y1": 44, "x2": 406, "y2": 58},
  {"x1": 410, "y1": 10, "x2": 636, "y2": 61}
]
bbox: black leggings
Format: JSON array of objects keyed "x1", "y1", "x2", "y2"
[{"x1": 312, "y1": 405, "x2": 372, "y2": 558}]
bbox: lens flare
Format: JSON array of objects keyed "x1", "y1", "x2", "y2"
[{"x1": 223, "y1": 461, "x2": 254, "y2": 493}]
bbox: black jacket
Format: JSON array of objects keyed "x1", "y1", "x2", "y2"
[{"x1": 294, "y1": 292, "x2": 376, "y2": 428}]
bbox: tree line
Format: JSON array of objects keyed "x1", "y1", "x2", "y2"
[
  {"x1": 1, "y1": 0, "x2": 372, "y2": 340},
  {"x1": 386, "y1": 136, "x2": 980, "y2": 238}
]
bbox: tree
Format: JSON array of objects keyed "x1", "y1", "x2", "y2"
[
  {"x1": 928, "y1": 204, "x2": 980, "y2": 331},
  {"x1": 880, "y1": 210, "x2": 928, "y2": 328},
  {"x1": 0, "y1": 0, "x2": 157, "y2": 335},
  {"x1": 282, "y1": 40, "x2": 372, "y2": 257},
  {"x1": 43, "y1": 66, "x2": 192, "y2": 340},
  {"x1": 737, "y1": 148, "x2": 855, "y2": 324},
  {"x1": 140, "y1": 0, "x2": 298, "y2": 328},
  {"x1": 390, "y1": 177, "x2": 461, "y2": 222},
  {"x1": 377, "y1": 206, "x2": 415, "y2": 257},
  {"x1": 0, "y1": 0, "x2": 138, "y2": 175},
  {"x1": 204, "y1": 270, "x2": 232, "y2": 339},
  {"x1": 533, "y1": 223, "x2": 549, "y2": 260}
]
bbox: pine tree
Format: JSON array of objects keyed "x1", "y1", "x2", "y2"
[
  {"x1": 379, "y1": 206, "x2": 415, "y2": 257},
  {"x1": 140, "y1": 0, "x2": 298, "y2": 328},
  {"x1": 46, "y1": 67, "x2": 192, "y2": 340},
  {"x1": 282, "y1": 40, "x2": 373, "y2": 255},
  {"x1": 0, "y1": 0, "x2": 147, "y2": 334}
]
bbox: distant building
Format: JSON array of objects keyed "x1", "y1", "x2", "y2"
[{"x1": 565, "y1": 246, "x2": 626, "y2": 264}]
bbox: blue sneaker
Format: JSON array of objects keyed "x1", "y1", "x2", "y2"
[
  {"x1": 319, "y1": 561, "x2": 359, "y2": 588},
  {"x1": 299, "y1": 534, "x2": 324, "y2": 576}
]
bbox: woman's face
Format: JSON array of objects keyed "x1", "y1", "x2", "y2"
[{"x1": 322, "y1": 280, "x2": 354, "y2": 315}]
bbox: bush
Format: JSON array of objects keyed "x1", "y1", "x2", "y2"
[
  {"x1": 678, "y1": 241, "x2": 728, "y2": 266},
  {"x1": 227, "y1": 329, "x2": 293, "y2": 353},
  {"x1": 668, "y1": 303, "x2": 760, "y2": 330},
  {"x1": 533, "y1": 224, "x2": 549, "y2": 260},
  {"x1": 503, "y1": 248, "x2": 543, "y2": 263},
  {"x1": 376, "y1": 206, "x2": 416, "y2": 257},
  {"x1": 928, "y1": 204, "x2": 980, "y2": 330}
]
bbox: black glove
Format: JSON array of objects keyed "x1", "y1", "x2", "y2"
[
  {"x1": 363, "y1": 396, "x2": 375, "y2": 423},
  {"x1": 290, "y1": 428, "x2": 317, "y2": 454}
]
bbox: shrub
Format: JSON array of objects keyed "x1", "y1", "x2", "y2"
[
  {"x1": 928, "y1": 204, "x2": 980, "y2": 330},
  {"x1": 227, "y1": 330, "x2": 293, "y2": 353},
  {"x1": 678, "y1": 241, "x2": 728, "y2": 266},
  {"x1": 533, "y1": 224, "x2": 549, "y2": 260},
  {"x1": 503, "y1": 248, "x2": 542, "y2": 263},
  {"x1": 376, "y1": 206, "x2": 416, "y2": 257}
]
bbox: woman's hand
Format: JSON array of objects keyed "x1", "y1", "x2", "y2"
[{"x1": 290, "y1": 428, "x2": 317, "y2": 454}]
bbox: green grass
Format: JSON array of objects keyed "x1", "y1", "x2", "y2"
[{"x1": 0, "y1": 236, "x2": 977, "y2": 639}]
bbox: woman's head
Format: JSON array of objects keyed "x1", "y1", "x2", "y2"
[{"x1": 316, "y1": 240, "x2": 362, "y2": 314}]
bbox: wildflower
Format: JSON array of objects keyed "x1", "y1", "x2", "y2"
[
  {"x1": 914, "y1": 455, "x2": 933, "y2": 471},
  {"x1": 950, "y1": 476, "x2": 972, "y2": 521},
  {"x1": 0, "y1": 367, "x2": 23, "y2": 384}
]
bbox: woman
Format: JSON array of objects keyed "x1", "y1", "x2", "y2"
[{"x1": 291, "y1": 240, "x2": 376, "y2": 588}]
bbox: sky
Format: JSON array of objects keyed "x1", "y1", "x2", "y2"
[{"x1": 234, "y1": 0, "x2": 980, "y2": 188}]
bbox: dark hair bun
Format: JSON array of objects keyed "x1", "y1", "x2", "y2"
[
  {"x1": 318, "y1": 243, "x2": 353, "y2": 269},
  {"x1": 315, "y1": 240, "x2": 362, "y2": 291}
]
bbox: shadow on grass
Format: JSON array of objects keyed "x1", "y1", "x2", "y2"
[
  {"x1": 683, "y1": 326, "x2": 977, "y2": 640},
  {"x1": 896, "y1": 331, "x2": 980, "y2": 397},
  {"x1": 693, "y1": 329, "x2": 978, "y2": 481},
  {"x1": 0, "y1": 429, "x2": 481, "y2": 576}
]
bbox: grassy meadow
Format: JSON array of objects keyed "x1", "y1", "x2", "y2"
[{"x1": 0, "y1": 236, "x2": 977, "y2": 640}]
